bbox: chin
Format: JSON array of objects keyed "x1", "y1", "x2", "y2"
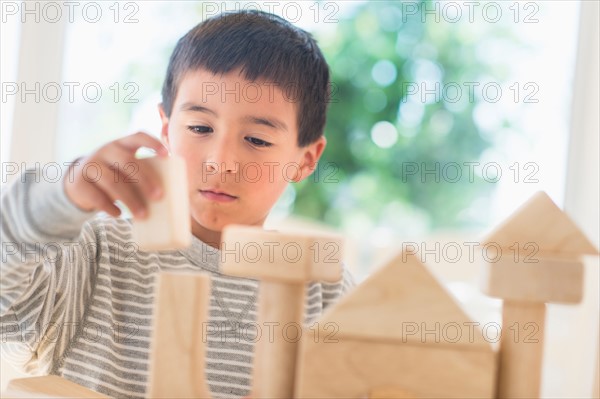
[
  {"x1": 191, "y1": 203, "x2": 269, "y2": 230},
  {"x1": 191, "y1": 209, "x2": 230, "y2": 232}
]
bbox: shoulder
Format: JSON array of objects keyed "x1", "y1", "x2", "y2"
[{"x1": 75, "y1": 213, "x2": 135, "y2": 255}]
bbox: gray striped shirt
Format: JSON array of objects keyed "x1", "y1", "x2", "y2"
[{"x1": 0, "y1": 168, "x2": 355, "y2": 398}]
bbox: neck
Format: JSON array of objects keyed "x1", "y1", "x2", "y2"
[
  {"x1": 191, "y1": 220, "x2": 223, "y2": 250},
  {"x1": 190, "y1": 216, "x2": 268, "y2": 250}
]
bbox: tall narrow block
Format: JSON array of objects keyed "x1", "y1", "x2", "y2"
[
  {"x1": 132, "y1": 156, "x2": 191, "y2": 251},
  {"x1": 147, "y1": 272, "x2": 212, "y2": 398},
  {"x1": 220, "y1": 224, "x2": 344, "y2": 399}
]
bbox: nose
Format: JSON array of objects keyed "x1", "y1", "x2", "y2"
[{"x1": 204, "y1": 135, "x2": 239, "y2": 174}]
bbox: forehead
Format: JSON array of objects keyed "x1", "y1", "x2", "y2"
[{"x1": 174, "y1": 68, "x2": 299, "y2": 122}]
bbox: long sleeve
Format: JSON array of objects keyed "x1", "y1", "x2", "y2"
[{"x1": 1, "y1": 166, "x2": 99, "y2": 374}]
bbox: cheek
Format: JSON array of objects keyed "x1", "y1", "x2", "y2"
[
  {"x1": 252, "y1": 164, "x2": 292, "y2": 195},
  {"x1": 244, "y1": 152, "x2": 301, "y2": 197},
  {"x1": 166, "y1": 127, "x2": 186, "y2": 154},
  {"x1": 165, "y1": 134, "x2": 204, "y2": 187},
  {"x1": 279, "y1": 161, "x2": 303, "y2": 182}
]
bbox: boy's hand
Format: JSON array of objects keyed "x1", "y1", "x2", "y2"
[{"x1": 63, "y1": 132, "x2": 169, "y2": 219}]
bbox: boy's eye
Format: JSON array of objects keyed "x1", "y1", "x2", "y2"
[
  {"x1": 245, "y1": 137, "x2": 273, "y2": 147},
  {"x1": 187, "y1": 125, "x2": 213, "y2": 134}
]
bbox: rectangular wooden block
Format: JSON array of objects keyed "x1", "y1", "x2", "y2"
[
  {"x1": 252, "y1": 281, "x2": 306, "y2": 399},
  {"x1": 147, "y1": 272, "x2": 211, "y2": 398},
  {"x1": 480, "y1": 256, "x2": 584, "y2": 303},
  {"x1": 132, "y1": 156, "x2": 191, "y2": 251},
  {"x1": 221, "y1": 224, "x2": 343, "y2": 283},
  {"x1": 295, "y1": 336, "x2": 497, "y2": 398},
  {"x1": 497, "y1": 301, "x2": 546, "y2": 398},
  {"x1": 3, "y1": 375, "x2": 108, "y2": 398}
]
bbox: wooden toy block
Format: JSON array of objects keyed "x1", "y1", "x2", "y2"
[
  {"x1": 312, "y1": 251, "x2": 490, "y2": 347},
  {"x1": 147, "y1": 271, "x2": 211, "y2": 398},
  {"x1": 479, "y1": 191, "x2": 599, "y2": 399},
  {"x1": 480, "y1": 255, "x2": 584, "y2": 303},
  {"x1": 297, "y1": 337, "x2": 496, "y2": 398},
  {"x1": 132, "y1": 156, "x2": 191, "y2": 251},
  {"x1": 295, "y1": 252, "x2": 496, "y2": 399},
  {"x1": 220, "y1": 224, "x2": 343, "y2": 283},
  {"x1": 368, "y1": 387, "x2": 417, "y2": 399},
  {"x1": 482, "y1": 191, "x2": 597, "y2": 257},
  {"x1": 220, "y1": 224, "x2": 344, "y2": 399},
  {"x1": 3, "y1": 375, "x2": 108, "y2": 398},
  {"x1": 496, "y1": 301, "x2": 546, "y2": 399}
]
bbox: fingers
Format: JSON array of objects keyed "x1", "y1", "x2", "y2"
[
  {"x1": 105, "y1": 143, "x2": 164, "y2": 202},
  {"x1": 66, "y1": 132, "x2": 170, "y2": 219},
  {"x1": 94, "y1": 159, "x2": 149, "y2": 218},
  {"x1": 116, "y1": 131, "x2": 169, "y2": 157},
  {"x1": 86, "y1": 182, "x2": 122, "y2": 217},
  {"x1": 65, "y1": 166, "x2": 122, "y2": 217},
  {"x1": 92, "y1": 132, "x2": 167, "y2": 218}
]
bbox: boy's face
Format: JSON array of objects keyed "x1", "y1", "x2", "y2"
[{"x1": 159, "y1": 68, "x2": 325, "y2": 245}]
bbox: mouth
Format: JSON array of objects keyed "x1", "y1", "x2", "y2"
[{"x1": 199, "y1": 189, "x2": 238, "y2": 203}]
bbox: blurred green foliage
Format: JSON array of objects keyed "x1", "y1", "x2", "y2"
[{"x1": 293, "y1": 0, "x2": 513, "y2": 233}]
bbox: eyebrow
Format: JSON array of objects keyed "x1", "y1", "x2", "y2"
[
  {"x1": 180, "y1": 103, "x2": 217, "y2": 116},
  {"x1": 179, "y1": 102, "x2": 288, "y2": 132},
  {"x1": 241, "y1": 116, "x2": 288, "y2": 133}
]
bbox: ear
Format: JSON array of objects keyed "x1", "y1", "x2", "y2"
[
  {"x1": 293, "y1": 135, "x2": 327, "y2": 183},
  {"x1": 158, "y1": 103, "x2": 170, "y2": 151}
]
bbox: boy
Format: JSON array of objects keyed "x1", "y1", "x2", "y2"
[{"x1": 1, "y1": 10, "x2": 355, "y2": 398}]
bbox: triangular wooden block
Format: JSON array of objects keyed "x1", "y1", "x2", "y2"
[
  {"x1": 482, "y1": 191, "x2": 598, "y2": 256},
  {"x1": 319, "y1": 252, "x2": 490, "y2": 348}
]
